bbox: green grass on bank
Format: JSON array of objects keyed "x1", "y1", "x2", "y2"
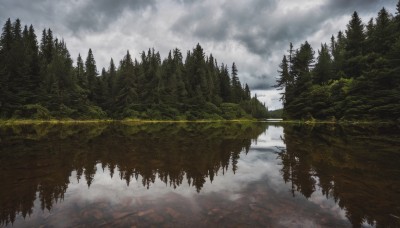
[
  {"x1": 0, "y1": 118, "x2": 397, "y2": 126},
  {"x1": 277, "y1": 119, "x2": 398, "y2": 126},
  {"x1": 0, "y1": 118, "x2": 260, "y2": 126}
]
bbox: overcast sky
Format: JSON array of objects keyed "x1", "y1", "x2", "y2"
[{"x1": 0, "y1": 0, "x2": 397, "y2": 110}]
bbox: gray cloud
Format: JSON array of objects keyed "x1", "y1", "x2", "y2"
[
  {"x1": 64, "y1": 0, "x2": 156, "y2": 33},
  {"x1": 324, "y1": 0, "x2": 396, "y2": 13},
  {"x1": 0, "y1": 0, "x2": 156, "y2": 33}
]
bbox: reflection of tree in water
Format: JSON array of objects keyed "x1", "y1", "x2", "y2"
[
  {"x1": 0, "y1": 122, "x2": 267, "y2": 226},
  {"x1": 278, "y1": 124, "x2": 400, "y2": 228}
]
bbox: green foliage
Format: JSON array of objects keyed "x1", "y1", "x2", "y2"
[
  {"x1": 277, "y1": 3, "x2": 400, "y2": 121},
  {"x1": 220, "y1": 103, "x2": 245, "y2": 119},
  {"x1": 23, "y1": 104, "x2": 51, "y2": 119},
  {"x1": 0, "y1": 19, "x2": 267, "y2": 120},
  {"x1": 268, "y1": 109, "x2": 283, "y2": 119}
]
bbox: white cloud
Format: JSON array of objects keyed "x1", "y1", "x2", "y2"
[{"x1": 252, "y1": 89, "x2": 283, "y2": 110}]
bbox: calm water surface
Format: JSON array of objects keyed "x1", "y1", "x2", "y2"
[{"x1": 0, "y1": 122, "x2": 399, "y2": 227}]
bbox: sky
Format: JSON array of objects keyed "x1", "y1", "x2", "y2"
[{"x1": 0, "y1": 0, "x2": 397, "y2": 110}]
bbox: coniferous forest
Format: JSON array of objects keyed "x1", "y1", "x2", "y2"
[
  {"x1": 277, "y1": 3, "x2": 400, "y2": 121},
  {"x1": 0, "y1": 19, "x2": 268, "y2": 120}
]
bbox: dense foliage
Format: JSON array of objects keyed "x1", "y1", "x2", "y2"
[
  {"x1": 277, "y1": 3, "x2": 400, "y2": 121},
  {"x1": 268, "y1": 109, "x2": 283, "y2": 119},
  {"x1": 0, "y1": 19, "x2": 268, "y2": 120}
]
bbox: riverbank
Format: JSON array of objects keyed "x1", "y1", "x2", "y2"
[
  {"x1": 0, "y1": 118, "x2": 397, "y2": 126},
  {"x1": 0, "y1": 118, "x2": 260, "y2": 126},
  {"x1": 275, "y1": 119, "x2": 398, "y2": 125}
]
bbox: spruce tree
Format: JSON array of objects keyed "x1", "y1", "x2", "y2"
[
  {"x1": 345, "y1": 11, "x2": 365, "y2": 57},
  {"x1": 219, "y1": 64, "x2": 231, "y2": 102},
  {"x1": 115, "y1": 51, "x2": 138, "y2": 112},
  {"x1": 231, "y1": 62, "x2": 242, "y2": 103},
  {"x1": 373, "y1": 8, "x2": 392, "y2": 54},
  {"x1": 313, "y1": 44, "x2": 332, "y2": 85},
  {"x1": 276, "y1": 55, "x2": 291, "y2": 89},
  {"x1": 344, "y1": 12, "x2": 365, "y2": 78},
  {"x1": 76, "y1": 54, "x2": 87, "y2": 91},
  {"x1": 0, "y1": 19, "x2": 13, "y2": 116},
  {"x1": 84, "y1": 48, "x2": 98, "y2": 101}
]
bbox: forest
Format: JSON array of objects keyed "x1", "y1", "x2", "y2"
[
  {"x1": 0, "y1": 19, "x2": 268, "y2": 120},
  {"x1": 277, "y1": 2, "x2": 400, "y2": 121}
]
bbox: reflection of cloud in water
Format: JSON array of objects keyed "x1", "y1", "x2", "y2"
[
  {"x1": 65, "y1": 126, "x2": 286, "y2": 201},
  {"x1": 4, "y1": 123, "x2": 398, "y2": 227},
  {"x1": 57, "y1": 126, "x2": 349, "y2": 227},
  {"x1": 251, "y1": 126, "x2": 286, "y2": 150},
  {"x1": 9, "y1": 125, "x2": 350, "y2": 227}
]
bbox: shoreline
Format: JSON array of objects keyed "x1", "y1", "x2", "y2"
[
  {"x1": 0, "y1": 118, "x2": 397, "y2": 125},
  {"x1": 0, "y1": 119, "x2": 259, "y2": 125}
]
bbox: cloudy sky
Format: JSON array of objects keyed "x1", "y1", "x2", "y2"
[{"x1": 0, "y1": 0, "x2": 397, "y2": 110}]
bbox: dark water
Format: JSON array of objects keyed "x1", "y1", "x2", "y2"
[{"x1": 0, "y1": 122, "x2": 399, "y2": 227}]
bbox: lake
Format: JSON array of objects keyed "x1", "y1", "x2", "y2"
[{"x1": 0, "y1": 122, "x2": 399, "y2": 227}]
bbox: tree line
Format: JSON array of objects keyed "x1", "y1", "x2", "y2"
[
  {"x1": 277, "y1": 2, "x2": 400, "y2": 121},
  {"x1": 0, "y1": 19, "x2": 268, "y2": 120}
]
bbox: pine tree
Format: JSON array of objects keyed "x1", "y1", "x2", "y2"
[
  {"x1": 244, "y1": 84, "x2": 251, "y2": 100},
  {"x1": 27, "y1": 25, "x2": 41, "y2": 96},
  {"x1": 160, "y1": 51, "x2": 178, "y2": 104},
  {"x1": 276, "y1": 55, "x2": 291, "y2": 89},
  {"x1": 0, "y1": 19, "x2": 13, "y2": 117},
  {"x1": 344, "y1": 12, "x2": 365, "y2": 78},
  {"x1": 331, "y1": 31, "x2": 346, "y2": 79},
  {"x1": 9, "y1": 19, "x2": 30, "y2": 111},
  {"x1": 396, "y1": 0, "x2": 400, "y2": 23},
  {"x1": 231, "y1": 62, "x2": 242, "y2": 103},
  {"x1": 108, "y1": 58, "x2": 118, "y2": 104},
  {"x1": 276, "y1": 55, "x2": 292, "y2": 106},
  {"x1": 285, "y1": 41, "x2": 314, "y2": 119},
  {"x1": 172, "y1": 48, "x2": 188, "y2": 103},
  {"x1": 76, "y1": 54, "x2": 87, "y2": 91},
  {"x1": 313, "y1": 43, "x2": 332, "y2": 84},
  {"x1": 85, "y1": 48, "x2": 98, "y2": 101},
  {"x1": 373, "y1": 8, "x2": 392, "y2": 54},
  {"x1": 219, "y1": 64, "x2": 231, "y2": 102},
  {"x1": 190, "y1": 43, "x2": 209, "y2": 103},
  {"x1": 115, "y1": 51, "x2": 138, "y2": 112},
  {"x1": 345, "y1": 11, "x2": 365, "y2": 57},
  {"x1": 0, "y1": 18, "x2": 13, "y2": 52},
  {"x1": 40, "y1": 29, "x2": 54, "y2": 65}
]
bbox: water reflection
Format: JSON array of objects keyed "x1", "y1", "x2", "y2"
[
  {"x1": 0, "y1": 122, "x2": 399, "y2": 227},
  {"x1": 0, "y1": 122, "x2": 266, "y2": 226},
  {"x1": 278, "y1": 124, "x2": 400, "y2": 227}
]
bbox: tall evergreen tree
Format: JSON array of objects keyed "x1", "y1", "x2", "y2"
[
  {"x1": 372, "y1": 8, "x2": 393, "y2": 54},
  {"x1": 345, "y1": 11, "x2": 365, "y2": 57},
  {"x1": 0, "y1": 19, "x2": 13, "y2": 116},
  {"x1": 219, "y1": 64, "x2": 231, "y2": 102},
  {"x1": 40, "y1": 29, "x2": 54, "y2": 65},
  {"x1": 231, "y1": 62, "x2": 242, "y2": 103},
  {"x1": 76, "y1": 54, "x2": 87, "y2": 91},
  {"x1": 276, "y1": 55, "x2": 291, "y2": 89},
  {"x1": 344, "y1": 12, "x2": 365, "y2": 78},
  {"x1": 313, "y1": 44, "x2": 332, "y2": 85},
  {"x1": 115, "y1": 51, "x2": 138, "y2": 111},
  {"x1": 84, "y1": 48, "x2": 98, "y2": 101}
]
